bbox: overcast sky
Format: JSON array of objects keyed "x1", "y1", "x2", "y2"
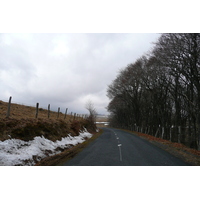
[
  {"x1": 0, "y1": 33, "x2": 160, "y2": 115},
  {"x1": 1, "y1": 0, "x2": 198, "y2": 193}
]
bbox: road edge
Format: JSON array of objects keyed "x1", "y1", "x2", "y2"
[
  {"x1": 35, "y1": 129, "x2": 103, "y2": 166},
  {"x1": 116, "y1": 128, "x2": 200, "y2": 166}
]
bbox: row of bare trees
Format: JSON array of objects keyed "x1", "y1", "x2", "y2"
[{"x1": 107, "y1": 33, "x2": 200, "y2": 149}]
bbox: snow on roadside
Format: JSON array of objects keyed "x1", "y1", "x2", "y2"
[{"x1": 0, "y1": 131, "x2": 92, "y2": 166}]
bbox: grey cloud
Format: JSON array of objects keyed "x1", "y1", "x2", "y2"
[{"x1": 0, "y1": 33, "x2": 159, "y2": 114}]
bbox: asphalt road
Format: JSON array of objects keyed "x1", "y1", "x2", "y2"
[{"x1": 62, "y1": 127, "x2": 190, "y2": 166}]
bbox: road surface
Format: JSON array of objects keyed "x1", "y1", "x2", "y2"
[{"x1": 62, "y1": 127, "x2": 190, "y2": 166}]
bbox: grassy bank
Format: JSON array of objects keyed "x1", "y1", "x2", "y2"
[
  {"x1": 0, "y1": 100, "x2": 100, "y2": 165},
  {"x1": 0, "y1": 99, "x2": 96, "y2": 142}
]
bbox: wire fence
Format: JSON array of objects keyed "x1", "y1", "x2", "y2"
[
  {"x1": 1, "y1": 96, "x2": 88, "y2": 121},
  {"x1": 133, "y1": 124, "x2": 200, "y2": 150}
]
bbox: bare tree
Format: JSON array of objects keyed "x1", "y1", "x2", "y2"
[
  {"x1": 85, "y1": 100, "x2": 97, "y2": 124},
  {"x1": 107, "y1": 33, "x2": 200, "y2": 149},
  {"x1": 154, "y1": 33, "x2": 200, "y2": 148}
]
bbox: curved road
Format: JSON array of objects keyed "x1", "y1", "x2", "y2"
[{"x1": 62, "y1": 127, "x2": 189, "y2": 166}]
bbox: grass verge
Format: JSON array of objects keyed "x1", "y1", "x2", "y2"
[{"x1": 35, "y1": 129, "x2": 103, "y2": 166}]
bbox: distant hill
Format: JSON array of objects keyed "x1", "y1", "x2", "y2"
[{"x1": 96, "y1": 114, "x2": 108, "y2": 122}]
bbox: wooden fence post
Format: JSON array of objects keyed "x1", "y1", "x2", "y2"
[
  {"x1": 155, "y1": 125, "x2": 160, "y2": 138},
  {"x1": 6, "y1": 96, "x2": 12, "y2": 118},
  {"x1": 178, "y1": 126, "x2": 181, "y2": 143},
  {"x1": 70, "y1": 112, "x2": 73, "y2": 120},
  {"x1": 48, "y1": 104, "x2": 50, "y2": 118},
  {"x1": 170, "y1": 126, "x2": 173, "y2": 142},
  {"x1": 35, "y1": 103, "x2": 39, "y2": 118},
  {"x1": 64, "y1": 108, "x2": 68, "y2": 119},
  {"x1": 161, "y1": 127, "x2": 164, "y2": 139},
  {"x1": 73, "y1": 113, "x2": 76, "y2": 120},
  {"x1": 57, "y1": 107, "x2": 60, "y2": 119}
]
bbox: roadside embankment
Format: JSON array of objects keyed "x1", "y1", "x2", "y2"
[{"x1": 0, "y1": 116, "x2": 98, "y2": 165}]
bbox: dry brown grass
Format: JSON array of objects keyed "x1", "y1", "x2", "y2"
[
  {"x1": 0, "y1": 100, "x2": 102, "y2": 165},
  {"x1": 0, "y1": 100, "x2": 95, "y2": 142},
  {"x1": 0, "y1": 100, "x2": 73, "y2": 121},
  {"x1": 1, "y1": 117, "x2": 72, "y2": 141}
]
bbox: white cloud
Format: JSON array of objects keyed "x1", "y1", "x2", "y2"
[{"x1": 0, "y1": 33, "x2": 159, "y2": 114}]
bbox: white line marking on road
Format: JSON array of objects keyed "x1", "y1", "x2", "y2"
[
  {"x1": 111, "y1": 130, "x2": 122, "y2": 162},
  {"x1": 118, "y1": 145, "x2": 122, "y2": 161}
]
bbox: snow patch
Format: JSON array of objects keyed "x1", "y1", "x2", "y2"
[{"x1": 0, "y1": 131, "x2": 92, "y2": 166}]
